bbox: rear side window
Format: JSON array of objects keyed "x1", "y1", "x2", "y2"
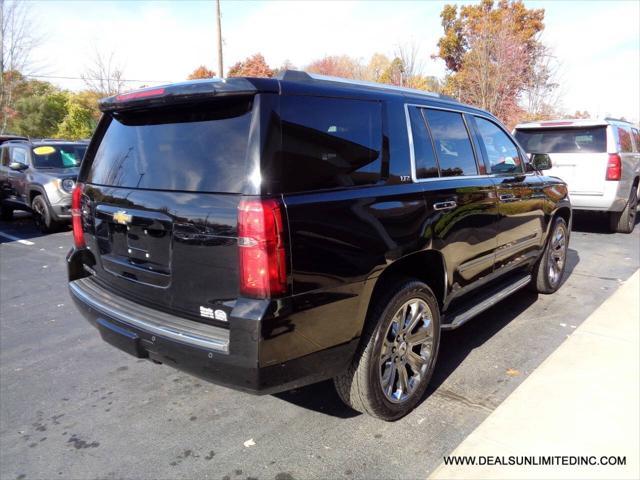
[
  {"x1": 278, "y1": 96, "x2": 382, "y2": 192},
  {"x1": 86, "y1": 98, "x2": 252, "y2": 193},
  {"x1": 632, "y1": 129, "x2": 640, "y2": 152},
  {"x1": 0, "y1": 147, "x2": 9, "y2": 166},
  {"x1": 408, "y1": 107, "x2": 438, "y2": 179},
  {"x1": 617, "y1": 126, "x2": 633, "y2": 153},
  {"x1": 474, "y1": 117, "x2": 523, "y2": 174},
  {"x1": 423, "y1": 109, "x2": 477, "y2": 176},
  {"x1": 514, "y1": 127, "x2": 606, "y2": 153}
]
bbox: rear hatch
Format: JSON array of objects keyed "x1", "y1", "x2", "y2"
[
  {"x1": 514, "y1": 126, "x2": 609, "y2": 194},
  {"x1": 79, "y1": 95, "x2": 255, "y2": 323}
]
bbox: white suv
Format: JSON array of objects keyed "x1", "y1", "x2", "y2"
[{"x1": 514, "y1": 118, "x2": 640, "y2": 233}]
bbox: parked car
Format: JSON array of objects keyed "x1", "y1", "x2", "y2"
[
  {"x1": 514, "y1": 118, "x2": 640, "y2": 233},
  {"x1": 67, "y1": 72, "x2": 571, "y2": 420},
  {"x1": 0, "y1": 139, "x2": 88, "y2": 232},
  {"x1": 0, "y1": 134, "x2": 28, "y2": 144}
]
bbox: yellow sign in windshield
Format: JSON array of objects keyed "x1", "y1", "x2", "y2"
[{"x1": 33, "y1": 146, "x2": 56, "y2": 155}]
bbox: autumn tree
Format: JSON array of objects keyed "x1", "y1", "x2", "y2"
[
  {"x1": 227, "y1": 53, "x2": 274, "y2": 78},
  {"x1": 187, "y1": 65, "x2": 216, "y2": 80},
  {"x1": 1, "y1": 0, "x2": 40, "y2": 132},
  {"x1": 436, "y1": 0, "x2": 548, "y2": 127},
  {"x1": 306, "y1": 55, "x2": 363, "y2": 79},
  {"x1": 365, "y1": 53, "x2": 390, "y2": 82}
]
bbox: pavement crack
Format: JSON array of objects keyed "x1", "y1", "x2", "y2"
[{"x1": 433, "y1": 388, "x2": 495, "y2": 413}]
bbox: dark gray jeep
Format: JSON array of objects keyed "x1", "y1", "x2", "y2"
[{"x1": 0, "y1": 139, "x2": 88, "y2": 232}]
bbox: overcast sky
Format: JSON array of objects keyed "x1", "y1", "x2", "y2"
[{"x1": 28, "y1": 0, "x2": 640, "y2": 122}]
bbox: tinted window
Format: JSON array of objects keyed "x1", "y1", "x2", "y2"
[
  {"x1": 632, "y1": 129, "x2": 640, "y2": 153},
  {"x1": 279, "y1": 96, "x2": 381, "y2": 192},
  {"x1": 475, "y1": 117, "x2": 523, "y2": 174},
  {"x1": 86, "y1": 98, "x2": 252, "y2": 192},
  {"x1": 31, "y1": 144, "x2": 86, "y2": 168},
  {"x1": 408, "y1": 107, "x2": 438, "y2": 179},
  {"x1": 10, "y1": 147, "x2": 28, "y2": 165},
  {"x1": 0, "y1": 147, "x2": 9, "y2": 166},
  {"x1": 514, "y1": 127, "x2": 606, "y2": 153},
  {"x1": 617, "y1": 126, "x2": 633, "y2": 153},
  {"x1": 424, "y1": 110, "x2": 477, "y2": 176}
]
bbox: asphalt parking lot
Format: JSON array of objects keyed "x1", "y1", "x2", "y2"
[{"x1": 1, "y1": 212, "x2": 638, "y2": 480}]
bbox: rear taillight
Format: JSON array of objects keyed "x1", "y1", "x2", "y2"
[
  {"x1": 606, "y1": 153, "x2": 622, "y2": 181},
  {"x1": 237, "y1": 198, "x2": 287, "y2": 298},
  {"x1": 71, "y1": 183, "x2": 85, "y2": 248}
]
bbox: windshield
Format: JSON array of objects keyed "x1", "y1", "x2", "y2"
[
  {"x1": 514, "y1": 127, "x2": 607, "y2": 154},
  {"x1": 31, "y1": 144, "x2": 87, "y2": 168}
]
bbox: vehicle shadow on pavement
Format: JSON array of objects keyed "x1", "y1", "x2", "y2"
[
  {"x1": 571, "y1": 210, "x2": 640, "y2": 234},
  {"x1": 0, "y1": 212, "x2": 69, "y2": 243},
  {"x1": 425, "y1": 247, "x2": 580, "y2": 400},
  {"x1": 273, "y1": 249, "x2": 580, "y2": 419},
  {"x1": 273, "y1": 381, "x2": 362, "y2": 418}
]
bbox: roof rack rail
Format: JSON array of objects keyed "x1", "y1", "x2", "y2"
[
  {"x1": 604, "y1": 117, "x2": 632, "y2": 124},
  {"x1": 277, "y1": 69, "x2": 451, "y2": 100}
]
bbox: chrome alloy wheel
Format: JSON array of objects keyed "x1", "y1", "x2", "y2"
[
  {"x1": 548, "y1": 224, "x2": 567, "y2": 286},
  {"x1": 379, "y1": 298, "x2": 434, "y2": 403}
]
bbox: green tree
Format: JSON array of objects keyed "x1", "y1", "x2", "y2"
[
  {"x1": 10, "y1": 90, "x2": 68, "y2": 137},
  {"x1": 57, "y1": 93, "x2": 99, "y2": 140}
]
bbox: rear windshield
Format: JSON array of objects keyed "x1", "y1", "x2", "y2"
[
  {"x1": 514, "y1": 127, "x2": 607, "y2": 154},
  {"x1": 85, "y1": 98, "x2": 252, "y2": 192},
  {"x1": 32, "y1": 144, "x2": 86, "y2": 168}
]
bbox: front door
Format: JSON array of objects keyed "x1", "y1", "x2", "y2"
[{"x1": 470, "y1": 115, "x2": 545, "y2": 274}]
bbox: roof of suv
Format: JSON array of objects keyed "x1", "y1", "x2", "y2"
[
  {"x1": 515, "y1": 118, "x2": 636, "y2": 130},
  {"x1": 100, "y1": 70, "x2": 492, "y2": 119},
  {"x1": 2, "y1": 139, "x2": 89, "y2": 147}
]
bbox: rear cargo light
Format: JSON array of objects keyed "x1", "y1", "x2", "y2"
[
  {"x1": 115, "y1": 87, "x2": 165, "y2": 102},
  {"x1": 71, "y1": 183, "x2": 85, "y2": 248},
  {"x1": 606, "y1": 153, "x2": 622, "y2": 181},
  {"x1": 238, "y1": 199, "x2": 287, "y2": 298}
]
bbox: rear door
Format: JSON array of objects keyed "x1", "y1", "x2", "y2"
[
  {"x1": 79, "y1": 95, "x2": 257, "y2": 324},
  {"x1": 514, "y1": 126, "x2": 608, "y2": 194}
]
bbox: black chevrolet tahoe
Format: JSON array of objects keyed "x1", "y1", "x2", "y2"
[{"x1": 67, "y1": 71, "x2": 571, "y2": 420}]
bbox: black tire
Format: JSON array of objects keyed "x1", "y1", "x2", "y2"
[
  {"x1": 31, "y1": 195, "x2": 59, "y2": 233},
  {"x1": 0, "y1": 203, "x2": 13, "y2": 221},
  {"x1": 609, "y1": 187, "x2": 638, "y2": 234},
  {"x1": 334, "y1": 278, "x2": 441, "y2": 421},
  {"x1": 530, "y1": 216, "x2": 569, "y2": 294}
]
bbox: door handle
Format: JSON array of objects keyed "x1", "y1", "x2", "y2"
[
  {"x1": 499, "y1": 194, "x2": 518, "y2": 203},
  {"x1": 433, "y1": 200, "x2": 457, "y2": 211}
]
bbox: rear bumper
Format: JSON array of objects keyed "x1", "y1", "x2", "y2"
[
  {"x1": 570, "y1": 181, "x2": 627, "y2": 212},
  {"x1": 67, "y1": 249, "x2": 357, "y2": 394}
]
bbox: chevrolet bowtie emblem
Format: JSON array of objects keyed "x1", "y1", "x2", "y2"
[{"x1": 113, "y1": 210, "x2": 132, "y2": 225}]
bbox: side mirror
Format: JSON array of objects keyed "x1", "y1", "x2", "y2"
[
  {"x1": 9, "y1": 161, "x2": 28, "y2": 171},
  {"x1": 531, "y1": 153, "x2": 552, "y2": 171}
]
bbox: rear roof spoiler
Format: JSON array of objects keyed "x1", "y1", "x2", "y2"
[{"x1": 99, "y1": 77, "x2": 277, "y2": 112}]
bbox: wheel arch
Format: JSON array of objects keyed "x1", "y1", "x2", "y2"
[
  {"x1": 28, "y1": 185, "x2": 47, "y2": 205},
  {"x1": 359, "y1": 250, "x2": 447, "y2": 337}
]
